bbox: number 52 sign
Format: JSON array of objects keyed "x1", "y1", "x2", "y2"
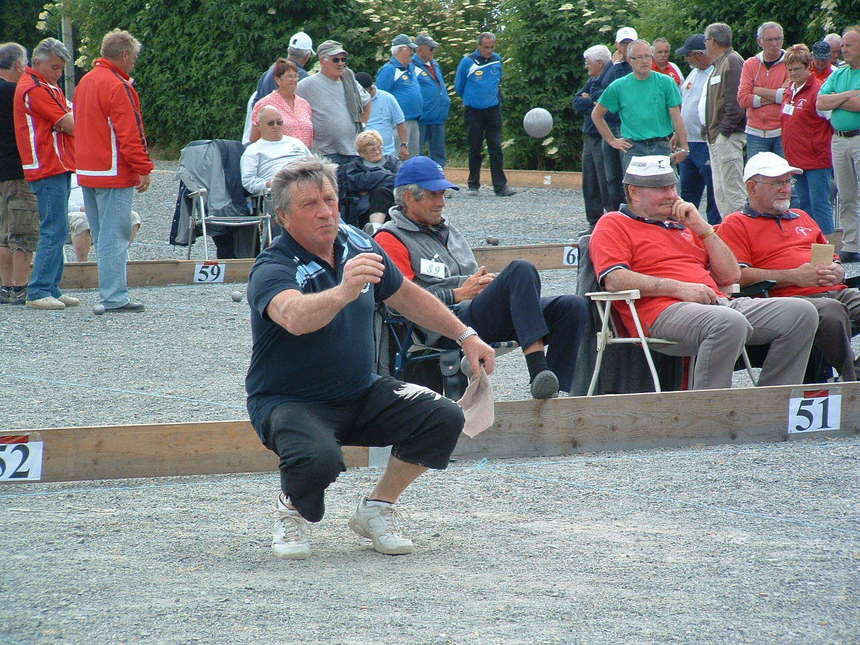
[
  {"x1": 0, "y1": 438, "x2": 43, "y2": 481},
  {"x1": 787, "y1": 390, "x2": 841, "y2": 434}
]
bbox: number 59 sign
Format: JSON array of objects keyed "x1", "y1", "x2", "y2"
[{"x1": 787, "y1": 390, "x2": 841, "y2": 434}]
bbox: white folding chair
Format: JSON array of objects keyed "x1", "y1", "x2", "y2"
[
  {"x1": 585, "y1": 288, "x2": 756, "y2": 395},
  {"x1": 185, "y1": 188, "x2": 272, "y2": 260}
]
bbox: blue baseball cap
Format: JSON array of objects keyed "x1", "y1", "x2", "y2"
[{"x1": 394, "y1": 156, "x2": 460, "y2": 191}]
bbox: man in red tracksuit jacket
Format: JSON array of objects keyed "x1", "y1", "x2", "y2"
[{"x1": 74, "y1": 29, "x2": 153, "y2": 312}]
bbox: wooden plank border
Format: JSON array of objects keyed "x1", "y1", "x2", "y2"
[
  {"x1": 59, "y1": 243, "x2": 579, "y2": 289},
  {"x1": 3, "y1": 382, "x2": 857, "y2": 484}
]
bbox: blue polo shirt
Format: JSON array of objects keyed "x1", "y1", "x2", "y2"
[
  {"x1": 245, "y1": 224, "x2": 404, "y2": 429},
  {"x1": 367, "y1": 89, "x2": 405, "y2": 155},
  {"x1": 375, "y1": 58, "x2": 423, "y2": 120}
]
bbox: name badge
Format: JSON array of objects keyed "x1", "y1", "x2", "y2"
[
  {"x1": 420, "y1": 258, "x2": 447, "y2": 279},
  {"x1": 782, "y1": 103, "x2": 795, "y2": 116},
  {"x1": 709, "y1": 75, "x2": 721, "y2": 85}
]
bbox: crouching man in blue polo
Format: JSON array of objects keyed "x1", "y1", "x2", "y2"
[{"x1": 245, "y1": 155, "x2": 496, "y2": 560}]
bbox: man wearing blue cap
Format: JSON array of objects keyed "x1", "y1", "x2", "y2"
[
  {"x1": 375, "y1": 156, "x2": 590, "y2": 398},
  {"x1": 376, "y1": 35, "x2": 422, "y2": 158},
  {"x1": 245, "y1": 154, "x2": 496, "y2": 560}
]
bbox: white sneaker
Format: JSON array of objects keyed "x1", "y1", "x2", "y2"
[
  {"x1": 25, "y1": 296, "x2": 65, "y2": 310},
  {"x1": 57, "y1": 294, "x2": 80, "y2": 307},
  {"x1": 348, "y1": 497, "x2": 414, "y2": 555},
  {"x1": 272, "y1": 497, "x2": 311, "y2": 560}
]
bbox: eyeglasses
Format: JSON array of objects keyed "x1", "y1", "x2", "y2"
[
  {"x1": 264, "y1": 120, "x2": 284, "y2": 126},
  {"x1": 754, "y1": 178, "x2": 792, "y2": 187},
  {"x1": 330, "y1": 56, "x2": 348, "y2": 63}
]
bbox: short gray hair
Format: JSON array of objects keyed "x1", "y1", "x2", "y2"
[
  {"x1": 390, "y1": 44, "x2": 412, "y2": 57},
  {"x1": 0, "y1": 42, "x2": 26, "y2": 70},
  {"x1": 652, "y1": 37, "x2": 670, "y2": 49},
  {"x1": 271, "y1": 155, "x2": 338, "y2": 215},
  {"x1": 756, "y1": 21, "x2": 783, "y2": 40},
  {"x1": 583, "y1": 44, "x2": 611, "y2": 64},
  {"x1": 288, "y1": 46, "x2": 312, "y2": 60},
  {"x1": 705, "y1": 23, "x2": 732, "y2": 48},
  {"x1": 477, "y1": 32, "x2": 496, "y2": 46},
  {"x1": 32, "y1": 38, "x2": 70, "y2": 63},
  {"x1": 257, "y1": 105, "x2": 283, "y2": 120},
  {"x1": 393, "y1": 183, "x2": 427, "y2": 209},
  {"x1": 101, "y1": 29, "x2": 141, "y2": 60},
  {"x1": 627, "y1": 39, "x2": 651, "y2": 57}
]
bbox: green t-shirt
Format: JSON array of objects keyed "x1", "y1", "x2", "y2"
[
  {"x1": 820, "y1": 65, "x2": 860, "y2": 132},
  {"x1": 598, "y1": 72, "x2": 682, "y2": 140}
]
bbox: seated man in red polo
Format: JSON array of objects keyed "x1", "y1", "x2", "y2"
[
  {"x1": 719, "y1": 152, "x2": 860, "y2": 380},
  {"x1": 590, "y1": 154, "x2": 818, "y2": 389}
]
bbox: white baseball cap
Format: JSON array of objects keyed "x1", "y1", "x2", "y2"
[
  {"x1": 623, "y1": 155, "x2": 676, "y2": 187},
  {"x1": 289, "y1": 31, "x2": 314, "y2": 54},
  {"x1": 616, "y1": 27, "x2": 638, "y2": 43},
  {"x1": 743, "y1": 152, "x2": 802, "y2": 182}
]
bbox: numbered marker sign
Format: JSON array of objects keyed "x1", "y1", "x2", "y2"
[
  {"x1": 788, "y1": 390, "x2": 842, "y2": 434},
  {"x1": 194, "y1": 261, "x2": 225, "y2": 283},
  {"x1": 562, "y1": 246, "x2": 578, "y2": 267},
  {"x1": 0, "y1": 437, "x2": 43, "y2": 481}
]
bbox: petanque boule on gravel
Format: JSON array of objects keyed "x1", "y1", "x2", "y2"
[
  {"x1": 231, "y1": 291, "x2": 243, "y2": 303},
  {"x1": 523, "y1": 107, "x2": 553, "y2": 138},
  {"x1": 92, "y1": 304, "x2": 105, "y2": 315}
]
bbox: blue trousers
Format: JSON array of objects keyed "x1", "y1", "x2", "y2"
[
  {"x1": 419, "y1": 122, "x2": 447, "y2": 167},
  {"x1": 679, "y1": 141, "x2": 721, "y2": 224},
  {"x1": 601, "y1": 122, "x2": 625, "y2": 211},
  {"x1": 582, "y1": 134, "x2": 610, "y2": 226},
  {"x1": 457, "y1": 260, "x2": 589, "y2": 392},
  {"x1": 746, "y1": 134, "x2": 784, "y2": 160},
  {"x1": 792, "y1": 167, "x2": 834, "y2": 234},
  {"x1": 27, "y1": 172, "x2": 70, "y2": 300},
  {"x1": 82, "y1": 186, "x2": 135, "y2": 308}
]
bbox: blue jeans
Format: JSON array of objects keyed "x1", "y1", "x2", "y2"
[
  {"x1": 679, "y1": 141, "x2": 721, "y2": 224},
  {"x1": 792, "y1": 167, "x2": 835, "y2": 234},
  {"x1": 622, "y1": 138, "x2": 672, "y2": 171},
  {"x1": 27, "y1": 172, "x2": 70, "y2": 300},
  {"x1": 746, "y1": 133, "x2": 783, "y2": 160},
  {"x1": 601, "y1": 122, "x2": 624, "y2": 210},
  {"x1": 82, "y1": 186, "x2": 135, "y2": 308},
  {"x1": 419, "y1": 122, "x2": 447, "y2": 167}
]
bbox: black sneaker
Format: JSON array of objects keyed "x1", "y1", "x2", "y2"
[
  {"x1": 0, "y1": 287, "x2": 11, "y2": 304},
  {"x1": 495, "y1": 187, "x2": 517, "y2": 197},
  {"x1": 106, "y1": 301, "x2": 145, "y2": 312},
  {"x1": 10, "y1": 287, "x2": 26, "y2": 305}
]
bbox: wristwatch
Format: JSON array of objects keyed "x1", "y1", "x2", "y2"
[
  {"x1": 400, "y1": 142, "x2": 409, "y2": 147},
  {"x1": 456, "y1": 327, "x2": 478, "y2": 346}
]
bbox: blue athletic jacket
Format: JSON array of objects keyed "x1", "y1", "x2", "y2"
[
  {"x1": 412, "y1": 54, "x2": 451, "y2": 124},
  {"x1": 375, "y1": 58, "x2": 423, "y2": 121},
  {"x1": 454, "y1": 50, "x2": 502, "y2": 109}
]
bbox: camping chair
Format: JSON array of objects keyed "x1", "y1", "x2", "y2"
[
  {"x1": 170, "y1": 139, "x2": 272, "y2": 260},
  {"x1": 577, "y1": 234, "x2": 757, "y2": 396},
  {"x1": 375, "y1": 306, "x2": 517, "y2": 401}
]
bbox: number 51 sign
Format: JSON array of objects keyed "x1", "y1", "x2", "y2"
[{"x1": 787, "y1": 390, "x2": 842, "y2": 434}]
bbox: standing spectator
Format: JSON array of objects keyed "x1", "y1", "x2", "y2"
[
  {"x1": 651, "y1": 38, "x2": 683, "y2": 85},
  {"x1": 354, "y1": 73, "x2": 407, "y2": 159},
  {"x1": 251, "y1": 59, "x2": 313, "y2": 148},
  {"x1": 810, "y1": 41, "x2": 837, "y2": 83},
  {"x1": 593, "y1": 39, "x2": 687, "y2": 170},
  {"x1": 675, "y1": 34, "x2": 720, "y2": 224},
  {"x1": 375, "y1": 35, "x2": 422, "y2": 159},
  {"x1": 738, "y1": 22, "x2": 788, "y2": 159},
  {"x1": 824, "y1": 33, "x2": 844, "y2": 67},
  {"x1": 703, "y1": 22, "x2": 747, "y2": 218},
  {"x1": 0, "y1": 43, "x2": 39, "y2": 306},
  {"x1": 254, "y1": 31, "x2": 314, "y2": 106},
  {"x1": 296, "y1": 40, "x2": 371, "y2": 165},
  {"x1": 818, "y1": 26, "x2": 860, "y2": 263},
  {"x1": 75, "y1": 29, "x2": 153, "y2": 313},
  {"x1": 592, "y1": 26, "x2": 637, "y2": 210},
  {"x1": 781, "y1": 44, "x2": 834, "y2": 234},
  {"x1": 572, "y1": 44, "x2": 613, "y2": 231},
  {"x1": 12, "y1": 37, "x2": 77, "y2": 310},
  {"x1": 454, "y1": 32, "x2": 515, "y2": 197},
  {"x1": 413, "y1": 33, "x2": 450, "y2": 167}
]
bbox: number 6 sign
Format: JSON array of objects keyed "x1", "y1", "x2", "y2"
[{"x1": 787, "y1": 390, "x2": 842, "y2": 434}]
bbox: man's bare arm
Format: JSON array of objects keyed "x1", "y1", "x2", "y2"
[
  {"x1": 740, "y1": 262, "x2": 845, "y2": 288},
  {"x1": 55, "y1": 113, "x2": 74, "y2": 134},
  {"x1": 817, "y1": 90, "x2": 860, "y2": 111},
  {"x1": 603, "y1": 267, "x2": 719, "y2": 304},
  {"x1": 386, "y1": 279, "x2": 496, "y2": 375},
  {"x1": 591, "y1": 103, "x2": 630, "y2": 150},
  {"x1": 266, "y1": 253, "x2": 385, "y2": 335}
]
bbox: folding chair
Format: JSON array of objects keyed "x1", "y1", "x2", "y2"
[
  {"x1": 170, "y1": 139, "x2": 272, "y2": 260},
  {"x1": 578, "y1": 234, "x2": 756, "y2": 396}
]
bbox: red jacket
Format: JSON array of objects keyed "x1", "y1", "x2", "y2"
[
  {"x1": 74, "y1": 58, "x2": 153, "y2": 188},
  {"x1": 13, "y1": 67, "x2": 75, "y2": 181},
  {"x1": 781, "y1": 76, "x2": 832, "y2": 170},
  {"x1": 738, "y1": 52, "x2": 788, "y2": 133}
]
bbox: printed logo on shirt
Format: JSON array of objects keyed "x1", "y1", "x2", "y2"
[
  {"x1": 475, "y1": 70, "x2": 483, "y2": 76},
  {"x1": 795, "y1": 226, "x2": 815, "y2": 237}
]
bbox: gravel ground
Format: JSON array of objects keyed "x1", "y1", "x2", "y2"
[
  {"x1": 1, "y1": 438, "x2": 857, "y2": 644},
  {"x1": 1, "y1": 162, "x2": 859, "y2": 644}
]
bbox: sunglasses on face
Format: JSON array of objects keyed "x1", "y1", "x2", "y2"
[
  {"x1": 264, "y1": 120, "x2": 284, "y2": 126},
  {"x1": 330, "y1": 56, "x2": 348, "y2": 63}
]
